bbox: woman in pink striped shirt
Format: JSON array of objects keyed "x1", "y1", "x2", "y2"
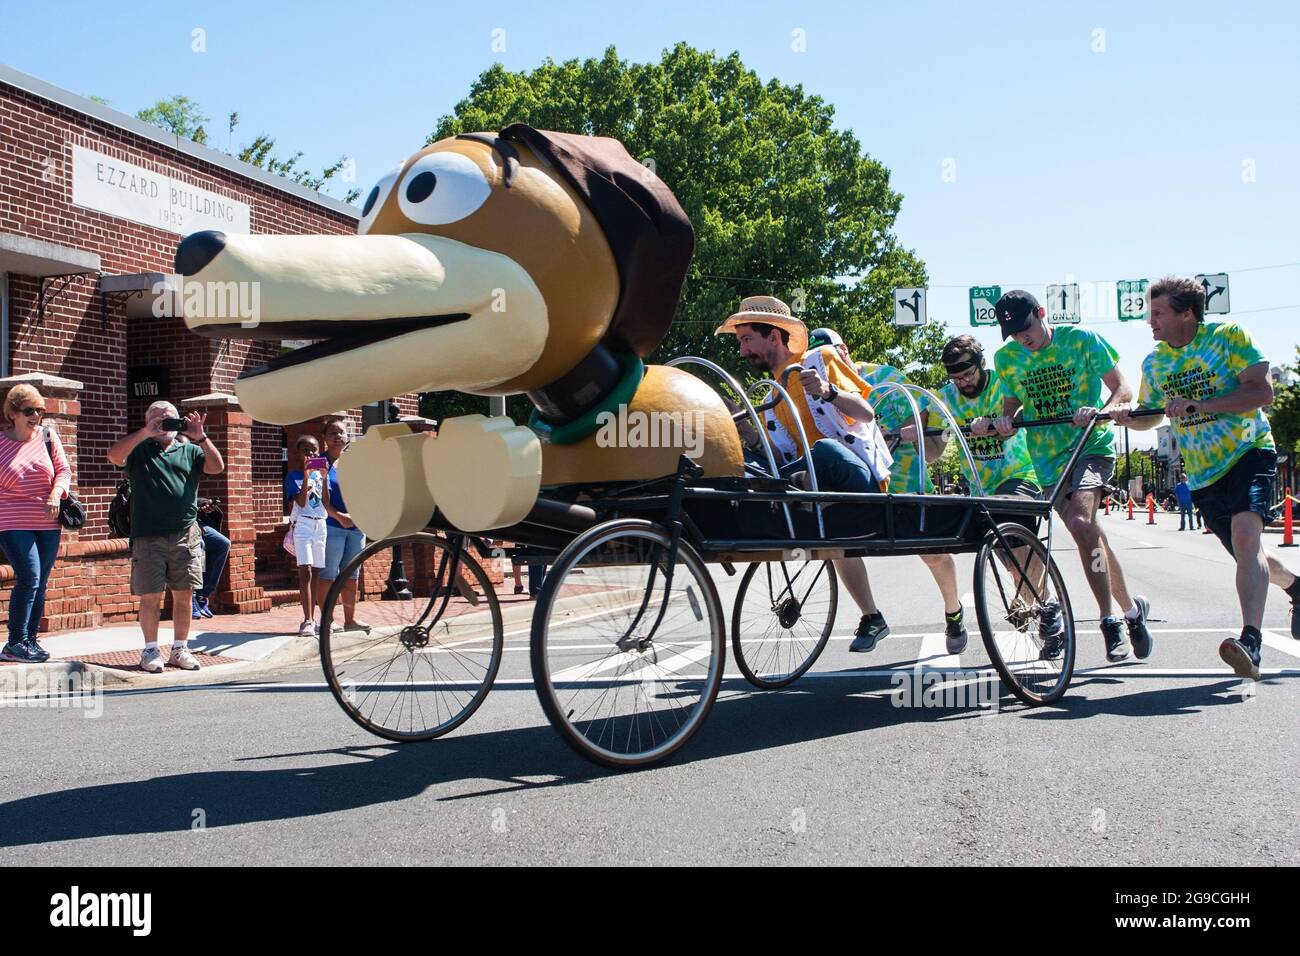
[{"x1": 0, "y1": 384, "x2": 72, "y2": 663}]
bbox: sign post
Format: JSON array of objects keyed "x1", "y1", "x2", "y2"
[
  {"x1": 893, "y1": 287, "x2": 928, "y2": 327},
  {"x1": 1117, "y1": 279, "x2": 1150, "y2": 322},
  {"x1": 1194, "y1": 273, "x2": 1230, "y2": 314},
  {"x1": 1045, "y1": 283, "x2": 1081, "y2": 324},
  {"x1": 968, "y1": 286, "x2": 1001, "y2": 326}
]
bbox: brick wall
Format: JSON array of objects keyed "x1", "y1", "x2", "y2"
[{"x1": 0, "y1": 79, "x2": 425, "y2": 629}]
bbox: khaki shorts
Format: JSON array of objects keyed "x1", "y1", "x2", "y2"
[
  {"x1": 131, "y1": 523, "x2": 204, "y2": 595},
  {"x1": 1052, "y1": 455, "x2": 1115, "y2": 516}
]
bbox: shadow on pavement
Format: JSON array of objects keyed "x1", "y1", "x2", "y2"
[{"x1": 0, "y1": 670, "x2": 1268, "y2": 847}]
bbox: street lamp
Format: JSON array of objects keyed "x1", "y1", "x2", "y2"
[{"x1": 382, "y1": 399, "x2": 414, "y2": 600}]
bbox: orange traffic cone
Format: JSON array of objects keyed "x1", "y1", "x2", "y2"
[
  {"x1": 1146, "y1": 494, "x2": 1156, "y2": 525},
  {"x1": 1283, "y1": 490, "x2": 1297, "y2": 548}
]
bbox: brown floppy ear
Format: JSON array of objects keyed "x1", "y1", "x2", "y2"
[{"x1": 500, "y1": 124, "x2": 694, "y2": 358}]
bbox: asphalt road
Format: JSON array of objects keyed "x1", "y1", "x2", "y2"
[{"x1": 2, "y1": 510, "x2": 1297, "y2": 866}]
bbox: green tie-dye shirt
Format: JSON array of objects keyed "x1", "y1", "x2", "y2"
[
  {"x1": 994, "y1": 326, "x2": 1119, "y2": 488},
  {"x1": 1137, "y1": 322, "x2": 1274, "y2": 490},
  {"x1": 937, "y1": 372, "x2": 1040, "y2": 495},
  {"x1": 857, "y1": 363, "x2": 933, "y2": 493}
]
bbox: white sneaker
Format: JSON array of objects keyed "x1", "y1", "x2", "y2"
[
  {"x1": 168, "y1": 644, "x2": 201, "y2": 671},
  {"x1": 298, "y1": 619, "x2": 317, "y2": 638},
  {"x1": 139, "y1": 646, "x2": 165, "y2": 673}
]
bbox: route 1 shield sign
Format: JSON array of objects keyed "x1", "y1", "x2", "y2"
[
  {"x1": 1117, "y1": 279, "x2": 1150, "y2": 322},
  {"x1": 1045, "y1": 283, "x2": 1081, "y2": 324},
  {"x1": 1194, "y1": 273, "x2": 1230, "y2": 314},
  {"x1": 894, "y1": 287, "x2": 927, "y2": 327},
  {"x1": 969, "y1": 286, "x2": 1001, "y2": 326}
]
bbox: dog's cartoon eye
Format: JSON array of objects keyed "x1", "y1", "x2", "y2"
[
  {"x1": 397, "y1": 151, "x2": 490, "y2": 226},
  {"x1": 357, "y1": 163, "x2": 403, "y2": 235}
]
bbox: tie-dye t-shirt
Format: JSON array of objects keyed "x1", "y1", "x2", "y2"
[
  {"x1": 857, "y1": 363, "x2": 933, "y2": 493},
  {"x1": 994, "y1": 326, "x2": 1119, "y2": 487},
  {"x1": 1138, "y1": 322, "x2": 1274, "y2": 490},
  {"x1": 937, "y1": 372, "x2": 1039, "y2": 494}
]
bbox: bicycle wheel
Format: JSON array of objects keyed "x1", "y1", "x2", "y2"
[
  {"x1": 530, "y1": 519, "x2": 725, "y2": 770},
  {"x1": 973, "y1": 522, "x2": 1075, "y2": 705},
  {"x1": 732, "y1": 559, "x2": 837, "y2": 689},
  {"x1": 320, "y1": 532, "x2": 503, "y2": 742}
]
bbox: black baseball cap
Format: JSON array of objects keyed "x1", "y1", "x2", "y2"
[{"x1": 995, "y1": 290, "x2": 1041, "y2": 339}]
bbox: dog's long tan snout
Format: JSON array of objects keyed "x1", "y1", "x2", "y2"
[{"x1": 174, "y1": 230, "x2": 548, "y2": 424}]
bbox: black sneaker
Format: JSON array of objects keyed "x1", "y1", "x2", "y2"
[
  {"x1": 1038, "y1": 600, "x2": 1065, "y2": 660},
  {"x1": 1290, "y1": 598, "x2": 1300, "y2": 641},
  {"x1": 24, "y1": 638, "x2": 50, "y2": 663},
  {"x1": 1220, "y1": 628, "x2": 1262, "y2": 681},
  {"x1": 1125, "y1": 595, "x2": 1153, "y2": 660},
  {"x1": 1102, "y1": 617, "x2": 1131, "y2": 662},
  {"x1": 944, "y1": 610, "x2": 968, "y2": 655},
  {"x1": 850, "y1": 612, "x2": 890, "y2": 652},
  {"x1": 0, "y1": 640, "x2": 42, "y2": 663}
]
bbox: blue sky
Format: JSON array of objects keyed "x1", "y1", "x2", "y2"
[{"x1": 3, "y1": 0, "x2": 1297, "y2": 443}]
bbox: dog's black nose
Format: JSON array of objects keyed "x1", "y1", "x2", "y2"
[{"x1": 174, "y1": 230, "x2": 227, "y2": 275}]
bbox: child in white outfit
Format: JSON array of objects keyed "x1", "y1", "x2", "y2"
[{"x1": 285, "y1": 434, "x2": 330, "y2": 636}]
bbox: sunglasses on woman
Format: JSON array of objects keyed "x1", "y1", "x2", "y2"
[{"x1": 20, "y1": 407, "x2": 44, "y2": 417}]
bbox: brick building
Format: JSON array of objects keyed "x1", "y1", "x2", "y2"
[{"x1": 0, "y1": 62, "x2": 425, "y2": 632}]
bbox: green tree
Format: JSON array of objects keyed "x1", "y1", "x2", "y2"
[
  {"x1": 1267, "y1": 348, "x2": 1300, "y2": 456},
  {"x1": 133, "y1": 96, "x2": 359, "y2": 203},
  {"x1": 422, "y1": 44, "x2": 947, "y2": 421},
  {"x1": 136, "y1": 95, "x2": 209, "y2": 144}
]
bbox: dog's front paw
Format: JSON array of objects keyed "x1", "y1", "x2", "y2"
[
  {"x1": 423, "y1": 415, "x2": 541, "y2": 531},
  {"x1": 336, "y1": 423, "x2": 435, "y2": 540}
]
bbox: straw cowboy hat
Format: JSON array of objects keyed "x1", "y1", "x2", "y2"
[{"x1": 714, "y1": 295, "x2": 809, "y2": 356}]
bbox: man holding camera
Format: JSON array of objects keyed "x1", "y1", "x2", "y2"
[{"x1": 107, "y1": 401, "x2": 225, "y2": 673}]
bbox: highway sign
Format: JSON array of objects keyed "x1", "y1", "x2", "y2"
[
  {"x1": 1194, "y1": 273, "x2": 1230, "y2": 314},
  {"x1": 894, "y1": 287, "x2": 928, "y2": 327},
  {"x1": 1045, "y1": 283, "x2": 1081, "y2": 324},
  {"x1": 969, "y1": 286, "x2": 1001, "y2": 326},
  {"x1": 1117, "y1": 279, "x2": 1150, "y2": 322}
]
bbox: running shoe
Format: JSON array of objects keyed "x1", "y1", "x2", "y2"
[
  {"x1": 1102, "y1": 617, "x2": 1131, "y2": 662},
  {"x1": 849, "y1": 612, "x2": 890, "y2": 652},
  {"x1": 24, "y1": 638, "x2": 50, "y2": 662},
  {"x1": 1125, "y1": 595, "x2": 1153, "y2": 660},
  {"x1": 1, "y1": 640, "x2": 43, "y2": 663},
  {"x1": 944, "y1": 610, "x2": 968, "y2": 655},
  {"x1": 1038, "y1": 600, "x2": 1064, "y2": 661},
  {"x1": 1219, "y1": 629, "x2": 1262, "y2": 681},
  {"x1": 168, "y1": 644, "x2": 202, "y2": 671},
  {"x1": 139, "y1": 646, "x2": 165, "y2": 673},
  {"x1": 1290, "y1": 597, "x2": 1300, "y2": 641}
]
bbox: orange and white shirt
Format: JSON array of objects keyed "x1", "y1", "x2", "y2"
[{"x1": 0, "y1": 430, "x2": 72, "y2": 532}]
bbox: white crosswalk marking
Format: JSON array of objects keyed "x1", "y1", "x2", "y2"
[{"x1": 1261, "y1": 630, "x2": 1300, "y2": 660}]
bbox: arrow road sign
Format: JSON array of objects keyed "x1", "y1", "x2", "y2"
[
  {"x1": 893, "y1": 287, "x2": 927, "y2": 327},
  {"x1": 1117, "y1": 279, "x2": 1150, "y2": 322},
  {"x1": 1044, "y1": 283, "x2": 1081, "y2": 324},
  {"x1": 1194, "y1": 273, "x2": 1230, "y2": 314},
  {"x1": 969, "y1": 286, "x2": 1001, "y2": 326}
]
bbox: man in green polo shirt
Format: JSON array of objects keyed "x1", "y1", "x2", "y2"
[
  {"x1": 1114, "y1": 276, "x2": 1300, "y2": 679},
  {"x1": 107, "y1": 400, "x2": 225, "y2": 674},
  {"x1": 991, "y1": 291, "x2": 1154, "y2": 664}
]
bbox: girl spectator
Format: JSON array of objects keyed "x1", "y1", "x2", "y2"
[
  {"x1": 0, "y1": 385, "x2": 71, "y2": 662},
  {"x1": 315, "y1": 420, "x2": 369, "y2": 632},
  {"x1": 285, "y1": 434, "x2": 329, "y2": 637}
]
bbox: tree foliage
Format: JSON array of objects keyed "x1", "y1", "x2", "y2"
[
  {"x1": 133, "y1": 96, "x2": 359, "y2": 202},
  {"x1": 1267, "y1": 347, "x2": 1300, "y2": 456},
  {"x1": 422, "y1": 44, "x2": 946, "y2": 423}
]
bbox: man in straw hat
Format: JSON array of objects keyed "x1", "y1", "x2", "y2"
[
  {"x1": 716, "y1": 295, "x2": 897, "y2": 652},
  {"x1": 809, "y1": 326, "x2": 969, "y2": 655}
]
